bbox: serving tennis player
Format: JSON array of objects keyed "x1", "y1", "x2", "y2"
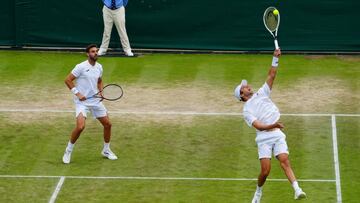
[
  {"x1": 62, "y1": 44, "x2": 118, "y2": 164},
  {"x1": 234, "y1": 49, "x2": 306, "y2": 202}
]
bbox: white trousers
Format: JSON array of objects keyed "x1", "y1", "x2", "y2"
[{"x1": 100, "y1": 6, "x2": 131, "y2": 52}]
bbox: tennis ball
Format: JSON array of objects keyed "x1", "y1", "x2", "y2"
[{"x1": 273, "y1": 9, "x2": 279, "y2": 16}]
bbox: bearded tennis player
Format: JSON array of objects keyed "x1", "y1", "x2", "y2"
[
  {"x1": 62, "y1": 44, "x2": 118, "y2": 164},
  {"x1": 234, "y1": 49, "x2": 306, "y2": 202}
]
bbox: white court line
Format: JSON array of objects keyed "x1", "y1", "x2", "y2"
[
  {"x1": 48, "y1": 176, "x2": 65, "y2": 203},
  {"x1": 0, "y1": 175, "x2": 335, "y2": 182},
  {"x1": 331, "y1": 115, "x2": 342, "y2": 203},
  {"x1": 0, "y1": 108, "x2": 360, "y2": 117}
]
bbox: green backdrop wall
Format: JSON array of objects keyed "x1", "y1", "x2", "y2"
[{"x1": 1, "y1": 0, "x2": 359, "y2": 51}]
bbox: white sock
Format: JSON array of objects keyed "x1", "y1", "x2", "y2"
[
  {"x1": 66, "y1": 141, "x2": 74, "y2": 152},
  {"x1": 256, "y1": 185, "x2": 263, "y2": 193},
  {"x1": 292, "y1": 180, "x2": 300, "y2": 191},
  {"x1": 103, "y1": 142, "x2": 110, "y2": 151}
]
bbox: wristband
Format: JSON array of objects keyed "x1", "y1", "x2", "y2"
[
  {"x1": 272, "y1": 57, "x2": 279, "y2": 67},
  {"x1": 71, "y1": 87, "x2": 79, "y2": 95}
]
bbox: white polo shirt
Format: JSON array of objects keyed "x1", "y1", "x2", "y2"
[
  {"x1": 243, "y1": 82, "x2": 284, "y2": 143},
  {"x1": 71, "y1": 60, "x2": 103, "y2": 106}
]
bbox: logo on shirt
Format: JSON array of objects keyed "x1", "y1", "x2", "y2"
[{"x1": 86, "y1": 69, "x2": 90, "y2": 72}]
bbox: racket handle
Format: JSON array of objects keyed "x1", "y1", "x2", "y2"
[{"x1": 274, "y1": 39, "x2": 280, "y2": 50}]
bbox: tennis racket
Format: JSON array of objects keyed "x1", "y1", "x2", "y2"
[
  {"x1": 263, "y1": 7, "x2": 280, "y2": 49},
  {"x1": 87, "y1": 84, "x2": 124, "y2": 101}
]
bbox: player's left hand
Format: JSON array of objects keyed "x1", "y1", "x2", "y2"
[
  {"x1": 275, "y1": 122, "x2": 284, "y2": 129},
  {"x1": 99, "y1": 92, "x2": 104, "y2": 101}
]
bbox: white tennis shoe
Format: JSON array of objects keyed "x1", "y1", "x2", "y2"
[
  {"x1": 251, "y1": 191, "x2": 262, "y2": 203},
  {"x1": 101, "y1": 149, "x2": 118, "y2": 160},
  {"x1": 294, "y1": 188, "x2": 307, "y2": 200},
  {"x1": 62, "y1": 149, "x2": 72, "y2": 164}
]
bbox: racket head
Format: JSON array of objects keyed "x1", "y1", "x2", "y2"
[
  {"x1": 100, "y1": 84, "x2": 124, "y2": 101},
  {"x1": 263, "y1": 7, "x2": 280, "y2": 37}
]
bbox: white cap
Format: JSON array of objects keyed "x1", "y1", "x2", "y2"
[{"x1": 234, "y1": 80, "x2": 247, "y2": 101}]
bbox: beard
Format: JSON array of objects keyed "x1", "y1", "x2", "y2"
[{"x1": 90, "y1": 55, "x2": 98, "y2": 61}]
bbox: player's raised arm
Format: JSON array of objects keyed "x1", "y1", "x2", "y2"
[{"x1": 266, "y1": 49, "x2": 281, "y2": 90}]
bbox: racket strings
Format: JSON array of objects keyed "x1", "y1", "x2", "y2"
[
  {"x1": 102, "y1": 85, "x2": 123, "y2": 100},
  {"x1": 265, "y1": 12, "x2": 278, "y2": 32}
]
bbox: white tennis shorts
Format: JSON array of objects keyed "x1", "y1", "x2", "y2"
[
  {"x1": 257, "y1": 136, "x2": 289, "y2": 160},
  {"x1": 75, "y1": 102, "x2": 107, "y2": 118}
]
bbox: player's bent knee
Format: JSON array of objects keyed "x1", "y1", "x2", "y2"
[
  {"x1": 277, "y1": 153, "x2": 289, "y2": 161},
  {"x1": 104, "y1": 122, "x2": 112, "y2": 128},
  {"x1": 101, "y1": 120, "x2": 111, "y2": 128},
  {"x1": 280, "y1": 159, "x2": 291, "y2": 168},
  {"x1": 279, "y1": 155, "x2": 290, "y2": 168}
]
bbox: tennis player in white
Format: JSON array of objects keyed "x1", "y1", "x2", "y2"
[
  {"x1": 234, "y1": 49, "x2": 306, "y2": 202},
  {"x1": 62, "y1": 44, "x2": 118, "y2": 164}
]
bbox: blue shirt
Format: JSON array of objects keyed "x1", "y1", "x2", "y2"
[{"x1": 103, "y1": 0, "x2": 128, "y2": 10}]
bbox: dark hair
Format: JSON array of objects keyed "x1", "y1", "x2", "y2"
[{"x1": 86, "y1": 44, "x2": 97, "y2": 53}]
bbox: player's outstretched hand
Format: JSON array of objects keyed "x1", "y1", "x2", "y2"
[
  {"x1": 275, "y1": 122, "x2": 284, "y2": 129},
  {"x1": 274, "y1": 49, "x2": 281, "y2": 58}
]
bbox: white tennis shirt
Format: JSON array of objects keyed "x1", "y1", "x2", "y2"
[
  {"x1": 243, "y1": 82, "x2": 283, "y2": 143},
  {"x1": 71, "y1": 60, "x2": 103, "y2": 106}
]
